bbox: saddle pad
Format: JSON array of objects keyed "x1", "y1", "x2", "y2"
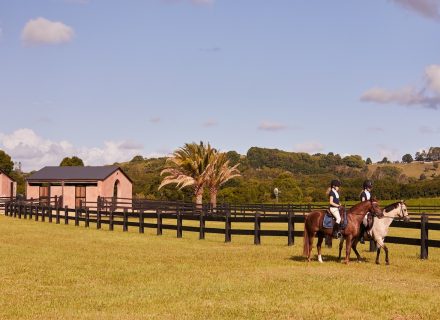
[{"x1": 323, "y1": 213, "x2": 334, "y2": 229}]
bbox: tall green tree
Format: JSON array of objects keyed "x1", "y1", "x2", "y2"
[
  {"x1": 159, "y1": 142, "x2": 215, "y2": 205},
  {"x1": 206, "y1": 152, "x2": 241, "y2": 207},
  {"x1": 60, "y1": 156, "x2": 84, "y2": 166},
  {"x1": 0, "y1": 150, "x2": 14, "y2": 174},
  {"x1": 402, "y1": 154, "x2": 413, "y2": 163}
]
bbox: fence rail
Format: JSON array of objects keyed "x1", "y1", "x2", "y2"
[{"x1": 3, "y1": 199, "x2": 439, "y2": 260}]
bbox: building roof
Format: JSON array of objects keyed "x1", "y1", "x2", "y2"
[
  {"x1": 26, "y1": 166, "x2": 132, "y2": 183},
  {"x1": 0, "y1": 169, "x2": 15, "y2": 182}
]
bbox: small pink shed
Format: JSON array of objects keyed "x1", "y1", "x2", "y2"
[
  {"x1": 0, "y1": 169, "x2": 16, "y2": 198},
  {"x1": 26, "y1": 166, "x2": 132, "y2": 208}
]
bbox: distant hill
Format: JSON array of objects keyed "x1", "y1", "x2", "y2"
[
  {"x1": 368, "y1": 161, "x2": 440, "y2": 180},
  {"x1": 114, "y1": 147, "x2": 440, "y2": 203}
]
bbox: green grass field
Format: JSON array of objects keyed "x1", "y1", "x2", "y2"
[{"x1": 1, "y1": 214, "x2": 440, "y2": 320}]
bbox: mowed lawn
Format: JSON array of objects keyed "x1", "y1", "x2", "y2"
[{"x1": 1, "y1": 215, "x2": 440, "y2": 320}]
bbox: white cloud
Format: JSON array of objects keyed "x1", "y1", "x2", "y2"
[
  {"x1": 361, "y1": 64, "x2": 440, "y2": 109},
  {"x1": 0, "y1": 129, "x2": 146, "y2": 171},
  {"x1": 377, "y1": 144, "x2": 400, "y2": 161},
  {"x1": 21, "y1": 17, "x2": 74, "y2": 45},
  {"x1": 258, "y1": 121, "x2": 288, "y2": 132},
  {"x1": 294, "y1": 141, "x2": 324, "y2": 154},
  {"x1": 390, "y1": 0, "x2": 440, "y2": 21}
]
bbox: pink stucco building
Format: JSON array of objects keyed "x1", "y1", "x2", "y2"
[
  {"x1": 26, "y1": 166, "x2": 132, "y2": 208},
  {"x1": 0, "y1": 169, "x2": 16, "y2": 198}
]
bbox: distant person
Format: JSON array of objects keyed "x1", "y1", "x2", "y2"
[
  {"x1": 328, "y1": 179, "x2": 342, "y2": 238},
  {"x1": 359, "y1": 180, "x2": 373, "y2": 244}
]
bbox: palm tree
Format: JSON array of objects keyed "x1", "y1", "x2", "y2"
[
  {"x1": 159, "y1": 142, "x2": 215, "y2": 205},
  {"x1": 206, "y1": 152, "x2": 241, "y2": 208}
]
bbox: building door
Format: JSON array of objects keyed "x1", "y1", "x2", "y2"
[
  {"x1": 75, "y1": 186, "x2": 86, "y2": 208},
  {"x1": 39, "y1": 185, "x2": 50, "y2": 205}
]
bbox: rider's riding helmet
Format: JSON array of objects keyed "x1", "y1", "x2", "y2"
[
  {"x1": 330, "y1": 179, "x2": 341, "y2": 188},
  {"x1": 363, "y1": 180, "x2": 373, "y2": 190}
]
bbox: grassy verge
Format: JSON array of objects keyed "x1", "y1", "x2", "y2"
[{"x1": 1, "y1": 214, "x2": 440, "y2": 320}]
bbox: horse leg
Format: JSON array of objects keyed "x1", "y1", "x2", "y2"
[
  {"x1": 344, "y1": 235, "x2": 353, "y2": 264},
  {"x1": 317, "y1": 235, "x2": 324, "y2": 263},
  {"x1": 375, "y1": 238, "x2": 384, "y2": 265},
  {"x1": 307, "y1": 235, "x2": 314, "y2": 262},
  {"x1": 352, "y1": 238, "x2": 362, "y2": 262},
  {"x1": 384, "y1": 245, "x2": 390, "y2": 265},
  {"x1": 338, "y1": 238, "x2": 344, "y2": 261}
]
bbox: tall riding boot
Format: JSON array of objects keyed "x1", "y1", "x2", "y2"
[
  {"x1": 359, "y1": 224, "x2": 365, "y2": 244},
  {"x1": 332, "y1": 223, "x2": 341, "y2": 239}
]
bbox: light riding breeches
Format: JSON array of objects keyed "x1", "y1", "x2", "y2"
[{"x1": 329, "y1": 207, "x2": 341, "y2": 224}]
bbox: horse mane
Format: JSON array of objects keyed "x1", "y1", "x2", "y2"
[
  {"x1": 347, "y1": 199, "x2": 372, "y2": 213},
  {"x1": 384, "y1": 202, "x2": 400, "y2": 213}
]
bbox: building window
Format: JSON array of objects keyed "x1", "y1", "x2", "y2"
[{"x1": 75, "y1": 186, "x2": 86, "y2": 208}]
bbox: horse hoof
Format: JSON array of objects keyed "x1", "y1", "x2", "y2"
[{"x1": 375, "y1": 261, "x2": 380, "y2": 265}]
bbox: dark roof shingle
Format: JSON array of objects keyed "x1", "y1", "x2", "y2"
[{"x1": 26, "y1": 166, "x2": 131, "y2": 182}]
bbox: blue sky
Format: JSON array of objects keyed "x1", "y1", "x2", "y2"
[{"x1": 1, "y1": 0, "x2": 440, "y2": 171}]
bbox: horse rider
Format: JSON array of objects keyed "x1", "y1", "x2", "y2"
[
  {"x1": 328, "y1": 179, "x2": 342, "y2": 238},
  {"x1": 359, "y1": 179, "x2": 373, "y2": 244}
]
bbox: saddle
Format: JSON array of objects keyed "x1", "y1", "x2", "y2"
[{"x1": 323, "y1": 207, "x2": 348, "y2": 229}]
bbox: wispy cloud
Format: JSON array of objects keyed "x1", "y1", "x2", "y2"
[
  {"x1": 0, "y1": 129, "x2": 145, "y2": 171},
  {"x1": 21, "y1": 17, "x2": 74, "y2": 45},
  {"x1": 294, "y1": 141, "x2": 324, "y2": 154},
  {"x1": 200, "y1": 47, "x2": 221, "y2": 53},
  {"x1": 361, "y1": 64, "x2": 440, "y2": 110},
  {"x1": 150, "y1": 117, "x2": 161, "y2": 124},
  {"x1": 419, "y1": 125, "x2": 440, "y2": 134},
  {"x1": 203, "y1": 119, "x2": 218, "y2": 127},
  {"x1": 389, "y1": 0, "x2": 440, "y2": 21},
  {"x1": 258, "y1": 121, "x2": 288, "y2": 132},
  {"x1": 162, "y1": 0, "x2": 214, "y2": 6},
  {"x1": 366, "y1": 126, "x2": 385, "y2": 133}
]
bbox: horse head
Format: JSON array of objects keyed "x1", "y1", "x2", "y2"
[
  {"x1": 398, "y1": 200, "x2": 410, "y2": 222},
  {"x1": 369, "y1": 198, "x2": 384, "y2": 218}
]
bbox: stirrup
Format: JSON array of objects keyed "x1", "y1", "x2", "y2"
[{"x1": 360, "y1": 237, "x2": 365, "y2": 244}]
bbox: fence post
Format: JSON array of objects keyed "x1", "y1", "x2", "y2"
[
  {"x1": 139, "y1": 209, "x2": 144, "y2": 234},
  {"x1": 48, "y1": 206, "x2": 53, "y2": 223},
  {"x1": 85, "y1": 207, "x2": 90, "y2": 228},
  {"x1": 254, "y1": 212, "x2": 261, "y2": 245},
  {"x1": 421, "y1": 213, "x2": 429, "y2": 260},
  {"x1": 75, "y1": 208, "x2": 79, "y2": 226},
  {"x1": 225, "y1": 209, "x2": 231, "y2": 243},
  {"x1": 14, "y1": 203, "x2": 17, "y2": 218},
  {"x1": 288, "y1": 211, "x2": 295, "y2": 246},
  {"x1": 56, "y1": 206, "x2": 60, "y2": 224},
  {"x1": 23, "y1": 204, "x2": 28, "y2": 219},
  {"x1": 199, "y1": 210, "x2": 205, "y2": 240},
  {"x1": 109, "y1": 210, "x2": 114, "y2": 231},
  {"x1": 157, "y1": 209, "x2": 162, "y2": 236},
  {"x1": 64, "y1": 206, "x2": 69, "y2": 225},
  {"x1": 41, "y1": 206, "x2": 46, "y2": 222},
  {"x1": 35, "y1": 206, "x2": 39, "y2": 222},
  {"x1": 97, "y1": 206, "x2": 101, "y2": 230},
  {"x1": 29, "y1": 204, "x2": 33, "y2": 219},
  {"x1": 177, "y1": 211, "x2": 183, "y2": 238},
  {"x1": 18, "y1": 203, "x2": 22, "y2": 219},
  {"x1": 123, "y1": 208, "x2": 128, "y2": 232}
]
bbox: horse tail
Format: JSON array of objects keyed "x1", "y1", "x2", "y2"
[{"x1": 303, "y1": 217, "x2": 310, "y2": 256}]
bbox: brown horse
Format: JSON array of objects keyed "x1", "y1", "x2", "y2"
[{"x1": 303, "y1": 199, "x2": 383, "y2": 264}]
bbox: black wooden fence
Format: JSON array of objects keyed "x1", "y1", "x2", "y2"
[{"x1": 2, "y1": 199, "x2": 440, "y2": 260}]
